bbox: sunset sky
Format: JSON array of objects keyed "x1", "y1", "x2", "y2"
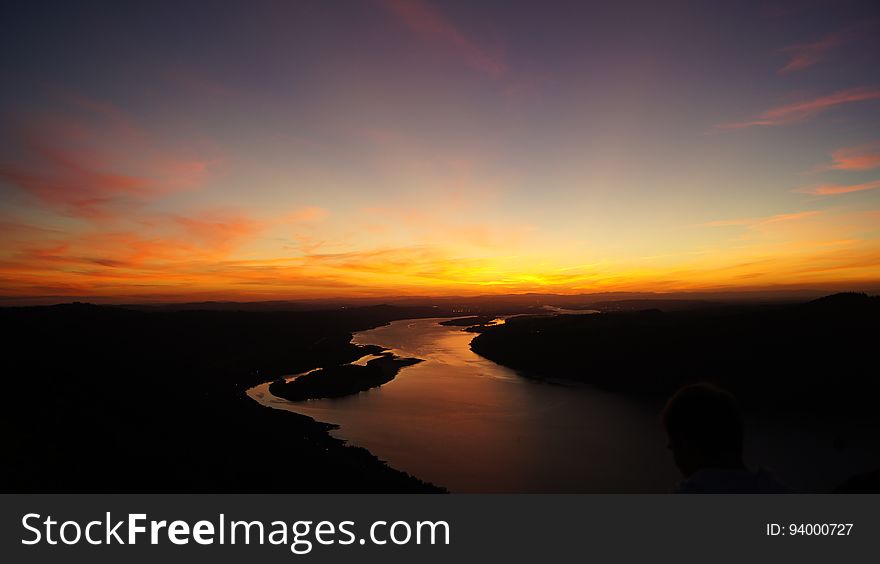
[{"x1": 2, "y1": 0, "x2": 880, "y2": 303}]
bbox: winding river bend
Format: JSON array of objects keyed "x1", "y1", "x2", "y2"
[
  {"x1": 248, "y1": 317, "x2": 679, "y2": 492},
  {"x1": 248, "y1": 316, "x2": 880, "y2": 492}
]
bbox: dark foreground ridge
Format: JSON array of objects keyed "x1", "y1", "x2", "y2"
[
  {"x1": 471, "y1": 292, "x2": 880, "y2": 411},
  {"x1": 269, "y1": 353, "x2": 422, "y2": 401},
  {"x1": 0, "y1": 303, "x2": 447, "y2": 492}
]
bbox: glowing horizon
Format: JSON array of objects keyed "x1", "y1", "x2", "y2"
[{"x1": 2, "y1": 1, "x2": 880, "y2": 303}]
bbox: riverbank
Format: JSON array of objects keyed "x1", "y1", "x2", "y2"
[
  {"x1": 470, "y1": 293, "x2": 880, "y2": 411},
  {"x1": 1, "y1": 303, "x2": 449, "y2": 492},
  {"x1": 232, "y1": 387, "x2": 445, "y2": 492},
  {"x1": 249, "y1": 317, "x2": 685, "y2": 492}
]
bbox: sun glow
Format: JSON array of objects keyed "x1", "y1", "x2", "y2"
[{"x1": 2, "y1": 1, "x2": 880, "y2": 303}]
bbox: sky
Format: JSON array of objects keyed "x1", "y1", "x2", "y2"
[{"x1": 1, "y1": 0, "x2": 879, "y2": 303}]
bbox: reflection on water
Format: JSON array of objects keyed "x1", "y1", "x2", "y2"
[
  {"x1": 350, "y1": 354, "x2": 384, "y2": 366},
  {"x1": 249, "y1": 317, "x2": 880, "y2": 492},
  {"x1": 249, "y1": 317, "x2": 679, "y2": 492}
]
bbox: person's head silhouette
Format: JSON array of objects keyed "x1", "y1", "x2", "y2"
[{"x1": 661, "y1": 383, "x2": 744, "y2": 478}]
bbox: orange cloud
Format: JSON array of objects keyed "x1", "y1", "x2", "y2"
[
  {"x1": 797, "y1": 179, "x2": 880, "y2": 196},
  {"x1": 382, "y1": 0, "x2": 507, "y2": 77},
  {"x1": 172, "y1": 213, "x2": 264, "y2": 252},
  {"x1": 0, "y1": 201, "x2": 341, "y2": 303},
  {"x1": 284, "y1": 206, "x2": 328, "y2": 223},
  {"x1": 2, "y1": 229, "x2": 879, "y2": 302},
  {"x1": 716, "y1": 87, "x2": 880, "y2": 129},
  {"x1": 820, "y1": 142, "x2": 880, "y2": 171},
  {"x1": 0, "y1": 218, "x2": 263, "y2": 302}
]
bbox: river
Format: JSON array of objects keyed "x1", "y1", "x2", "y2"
[
  {"x1": 248, "y1": 317, "x2": 680, "y2": 492},
  {"x1": 248, "y1": 316, "x2": 880, "y2": 492}
]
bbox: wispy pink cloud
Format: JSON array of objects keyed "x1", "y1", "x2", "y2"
[
  {"x1": 797, "y1": 179, "x2": 880, "y2": 196},
  {"x1": 716, "y1": 86, "x2": 880, "y2": 129},
  {"x1": 0, "y1": 144, "x2": 151, "y2": 220},
  {"x1": 382, "y1": 0, "x2": 507, "y2": 78},
  {"x1": 779, "y1": 31, "x2": 847, "y2": 73},
  {"x1": 702, "y1": 210, "x2": 822, "y2": 228},
  {"x1": 0, "y1": 100, "x2": 218, "y2": 220}
]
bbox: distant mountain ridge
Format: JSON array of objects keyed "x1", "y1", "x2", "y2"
[{"x1": 4, "y1": 287, "x2": 877, "y2": 311}]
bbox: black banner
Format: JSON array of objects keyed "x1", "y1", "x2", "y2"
[{"x1": 2, "y1": 495, "x2": 878, "y2": 563}]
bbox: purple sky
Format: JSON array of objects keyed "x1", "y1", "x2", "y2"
[{"x1": 1, "y1": 0, "x2": 879, "y2": 302}]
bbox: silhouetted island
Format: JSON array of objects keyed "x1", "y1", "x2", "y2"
[
  {"x1": 439, "y1": 315, "x2": 497, "y2": 326},
  {"x1": 269, "y1": 353, "x2": 422, "y2": 401},
  {"x1": 440, "y1": 315, "x2": 508, "y2": 333}
]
